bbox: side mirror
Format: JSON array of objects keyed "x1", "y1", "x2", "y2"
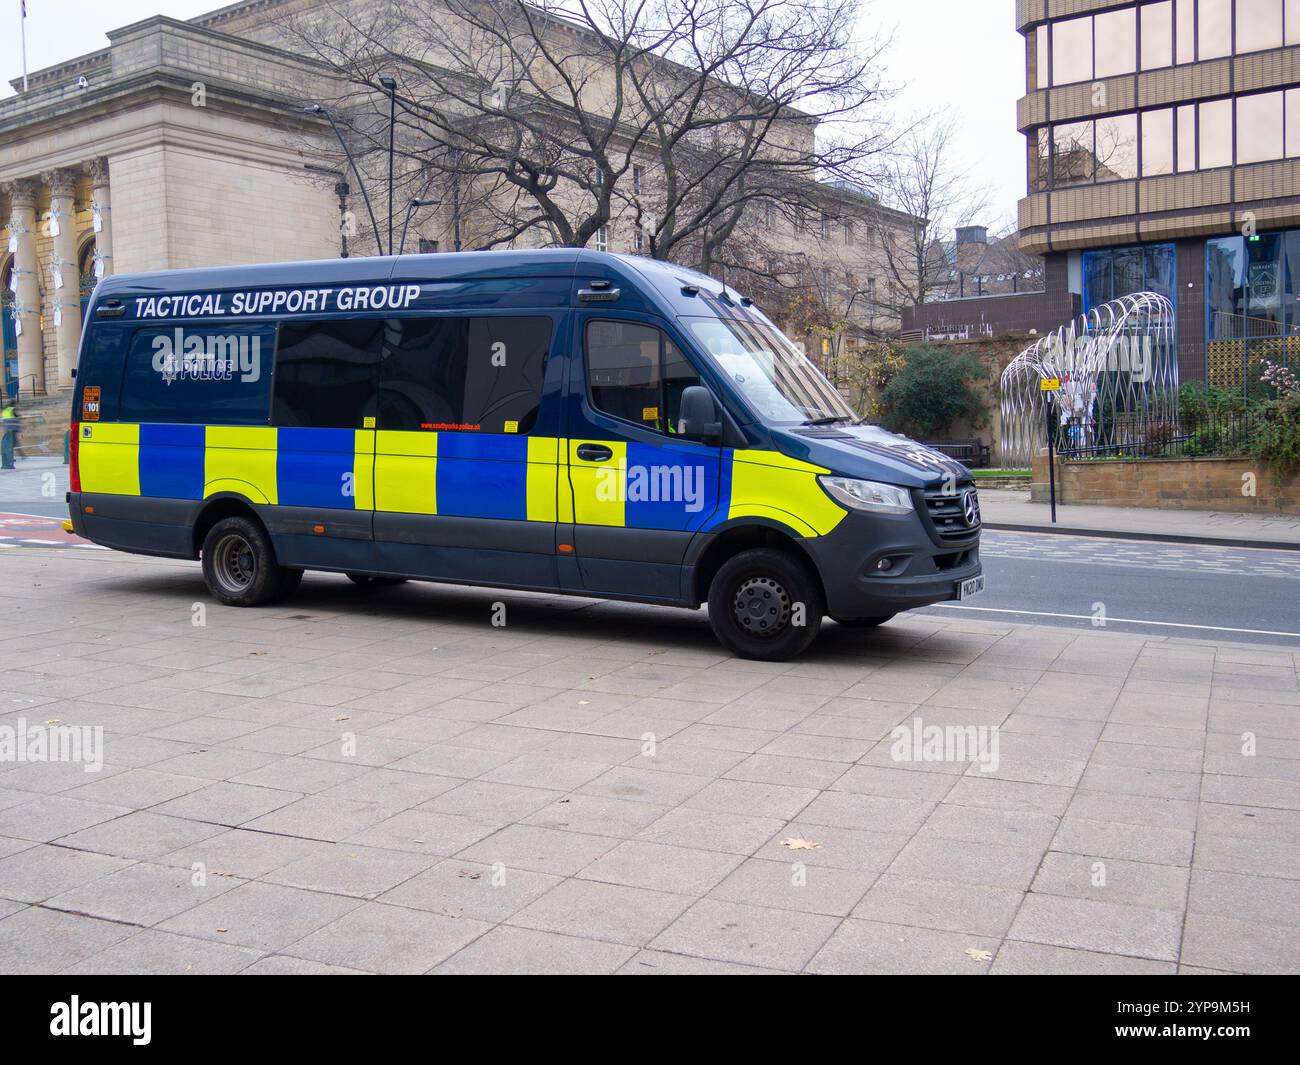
[{"x1": 677, "y1": 385, "x2": 722, "y2": 442}]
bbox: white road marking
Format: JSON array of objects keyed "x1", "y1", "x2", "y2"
[{"x1": 931, "y1": 603, "x2": 1300, "y2": 639}]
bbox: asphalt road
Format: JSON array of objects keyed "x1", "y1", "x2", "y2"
[
  {"x1": 4, "y1": 462, "x2": 1298, "y2": 648},
  {"x1": 919, "y1": 530, "x2": 1300, "y2": 649}
]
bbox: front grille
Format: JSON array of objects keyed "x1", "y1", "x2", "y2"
[{"x1": 919, "y1": 483, "x2": 981, "y2": 543}]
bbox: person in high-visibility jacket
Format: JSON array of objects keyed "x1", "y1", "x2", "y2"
[{"x1": 0, "y1": 400, "x2": 18, "y2": 470}]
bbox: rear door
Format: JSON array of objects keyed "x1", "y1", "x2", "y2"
[{"x1": 565, "y1": 315, "x2": 724, "y2": 599}]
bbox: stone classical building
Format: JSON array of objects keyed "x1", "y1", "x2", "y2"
[
  {"x1": 1, "y1": 1, "x2": 917, "y2": 398},
  {"x1": 1016, "y1": 0, "x2": 1300, "y2": 391}
]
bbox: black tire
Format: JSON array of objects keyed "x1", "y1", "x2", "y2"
[
  {"x1": 707, "y1": 548, "x2": 824, "y2": 661},
  {"x1": 345, "y1": 573, "x2": 408, "y2": 587},
  {"x1": 832, "y1": 614, "x2": 896, "y2": 628},
  {"x1": 273, "y1": 567, "x2": 304, "y2": 602},
  {"x1": 201, "y1": 516, "x2": 285, "y2": 607}
]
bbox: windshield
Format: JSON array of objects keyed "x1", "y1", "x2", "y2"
[{"x1": 684, "y1": 315, "x2": 858, "y2": 426}]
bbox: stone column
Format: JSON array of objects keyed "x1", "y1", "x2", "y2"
[
  {"x1": 43, "y1": 168, "x2": 81, "y2": 389},
  {"x1": 4, "y1": 179, "x2": 44, "y2": 395},
  {"x1": 85, "y1": 157, "x2": 113, "y2": 280}
]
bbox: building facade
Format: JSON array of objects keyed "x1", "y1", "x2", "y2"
[
  {"x1": 1, "y1": 0, "x2": 918, "y2": 399},
  {"x1": 1017, "y1": 0, "x2": 1300, "y2": 394}
]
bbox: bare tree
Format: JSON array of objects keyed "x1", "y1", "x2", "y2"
[
  {"x1": 275, "y1": 0, "x2": 890, "y2": 273},
  {"x1": 869, "y1": 113, "x2": 992, "y2": 317}
]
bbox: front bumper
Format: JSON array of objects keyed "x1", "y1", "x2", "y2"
[{"x1": 801, "y1": 507, "x2": 981, "y2": 621}]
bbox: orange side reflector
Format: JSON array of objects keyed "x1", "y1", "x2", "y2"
[
  {"x1": 557, "y1": 543, "x2": 574, "y2": 554},
  {"x1": 84, "y1": 506, "x2": 95, "y2": 514},
  {"x1": 313, "y1": 524, "x2": 326, "y2": 535}
]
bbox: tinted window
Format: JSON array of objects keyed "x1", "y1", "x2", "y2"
[
  {"x1": 1141, "y1": 1, "x2": 1173, "y2": 70},
  {"x1": 1096, "y1": 114, "x2": 1138, "y2": 179},
  {"x1": 378, "y1": 315, "x2": 550, "y2": 433},
  {"x1": 1199, "y1": 98, "x2": 1233, "y2": 169},
  {"x1": 273, "y1": 320, "x2": 382, "y2": 428},
  {"x1": 1236, "y1": 0, "x2": 1283, "y2": 53},
  {"x1": 1052, "y1": 16, "x2": 1093, "y2": 84},
  {"x1": 120, "y1": 324, "x2": 275, "y2": 424},
  {"x1": 1199, "y1": 0, "x2": 1232, "y2": 58},
  {"x1": 1236, "y1": 91, "x2": 1284, "y2": 164},
  {"x1": 1093, "y1": 8, "x2": 1136, "y2": 78},
  {"x1": 585, "y1": 319, "x2": 701, "y2": 435},
  {"x1": 1054, "y1": 121, "x2": 1095, "y2": 186},
  {"x1": 1142, "y1": 108, "x2": 1174, "y2": 176}
]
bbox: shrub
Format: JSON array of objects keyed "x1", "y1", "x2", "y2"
[
  {"x1": 1249, "y1": 393, "x2": 1300, "y2": 479},
  {"x1": 878, "y1": 346, "x2": 988, "y2": 439}
]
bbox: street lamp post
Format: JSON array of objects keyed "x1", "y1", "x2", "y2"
[
  {"x1": 299, "y1": 105, "x2": 385, "y2": 255},
  {"x1": 379, "y1": 75, "x2": 397, "y2": 258},
  {"x1": 399, "y1": 199, "x2": 439, "y2": 256}
]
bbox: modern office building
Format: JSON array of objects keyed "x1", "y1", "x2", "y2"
[{"x1": 1017, "y1": 0, "x2": 1300, "y2": 393}]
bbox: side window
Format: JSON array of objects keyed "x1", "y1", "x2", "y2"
[
  {"x1": 585, "y1": 319, "x2": 701, "y2": 435},
  {"x1": 378, "y1": 315, "x2": 551, "y2": 434},
  {"x1": 119, "y1": 324, "x2": 275, "y2": 425},
  {"x1": 273, "y1": 320, "x2": 382, "y2": 428}
]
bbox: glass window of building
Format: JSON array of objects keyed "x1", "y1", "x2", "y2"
[
  {"x1": 1054, "y1": 121, "x2": 1095, "y2": 185},
  {"x1": 1198, "y1": 0, "x2": 1233, "y2": 58},
  {"x1": 1199, "y1": 99, "x2": 1234, "y2": 168},
  {"x1": 1246, "y1": 234, "x2": 1285, "y2": 335},
  {"x1": 1176, "y1": 0, "x2": 1197, "y2": 62},
  {"x1": 1052, "y1": 15, "x2": 1093, "y2": 84},
  {"x1": 1035, "y1": 27, "x2": 1049, "y2": 89},
  {"x1": 1142, "y1": 108, "x2": 1175, "y2": 175},
  {"x1": 1094, "y1": 8, "x2": 1137, "y2": 77},
  {"x1": 1287, "y1": 89, "x2": 1300, "y2": 156},
  {"x1": 1206, "y1": 236, "x2": 1247, "y2": 339},
  {"x1": 1235, "y1": 0, "x2": 1284, "y2": 53},
  {"x1": 1082, "y1": 244, "x2": 1176, "y2": 312},
  {"x1": 1033, "y1": 128, "x2": 1052, "y2": 191},
  {"x1": 1177, "y1": 104, "x2": 1198, "y2": 171},
  {"x1": 1141, "y1": 1, "x2": 1174, "y2": 69},
  {"x1": 1096, "y1": 114, "x2": 1138, "y2": 179},
  {"x1": 1290, "y1": 0, "x2": 1300, "y2": 44},
  {"x1": 1237, "y1": 91, "x2": 1284, "y2": 164}
]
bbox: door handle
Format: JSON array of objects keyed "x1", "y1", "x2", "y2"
[{"x1": 576, "y1": 443, "x2": 613, "y2": 463}]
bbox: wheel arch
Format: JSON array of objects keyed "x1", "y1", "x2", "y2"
[
  {"x1": 689, "y1": 519, "x2": 826, "y2": 607},
  {"x1": 192, "y1": 493, "x2": 266, "y2": 559}
]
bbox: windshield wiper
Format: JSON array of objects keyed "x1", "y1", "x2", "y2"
[{"x1": 802, "y1": 415, "x2": 855, "y2": 426}]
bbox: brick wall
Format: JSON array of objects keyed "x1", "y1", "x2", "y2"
[
  {"x1": 903, "y1": 290, "x2": 1080, "y2": 338},
  {"x1": 1030, "y1": 454, "x2": 1300, "y2": 514}
]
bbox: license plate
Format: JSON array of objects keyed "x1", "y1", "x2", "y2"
[{"x1": 957, "y1": 575, "x2": 986, "y2": 600}]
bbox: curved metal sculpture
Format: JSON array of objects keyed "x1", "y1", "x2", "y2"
[{"x1": 1000, "y1": 291, "x2": 1178, "y2": 467}]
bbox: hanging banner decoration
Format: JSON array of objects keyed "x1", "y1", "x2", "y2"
[
  {"x1": 52, "y1": 265, "x2": 64, "y2": 290},
  {"x1": 92, "y1": 204, "x2": 104, "y2": 234}
]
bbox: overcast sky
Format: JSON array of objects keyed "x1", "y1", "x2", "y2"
[{"x1": 2, "y1": 0, "x2": 1028, "y2": 229}]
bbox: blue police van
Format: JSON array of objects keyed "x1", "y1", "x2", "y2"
[{"x1": 68, "y1": 250, "x2": 983, "y2": 660}]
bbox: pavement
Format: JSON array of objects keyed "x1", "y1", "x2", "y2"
[
  {"x1": 0, "y1": 546, "x2": 1296, "y2": 974},
  {"x1": 979, "y1": 488, "x2": 1300, "y2": 550}
]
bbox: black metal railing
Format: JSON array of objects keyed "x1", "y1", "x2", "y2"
[{"x1": 1058, "y1": 407, "x2": 1261, "y2": 460}]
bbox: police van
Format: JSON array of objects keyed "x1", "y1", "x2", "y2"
[{"x1": 68, "y1": 250, "x2": 983, "y2": 660}]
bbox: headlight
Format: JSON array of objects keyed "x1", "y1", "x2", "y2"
[{"x1": 818, "y1": 476, "x2": 914, "y2": 515}]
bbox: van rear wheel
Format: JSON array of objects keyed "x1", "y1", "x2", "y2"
[
  {"x1": 707, "y1": 548, "x2": 823, "y2": 661},
  {"x1": 201, "y1": 517, "x2": 285, "y2": 607}
]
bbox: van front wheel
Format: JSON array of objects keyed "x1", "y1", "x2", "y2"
[
  {"x1": 707, "y1": 548, "x2": 824, "y2": 661},
  {"x1": 201, "y1": 517, "x2": 285, "y2": 607}
]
